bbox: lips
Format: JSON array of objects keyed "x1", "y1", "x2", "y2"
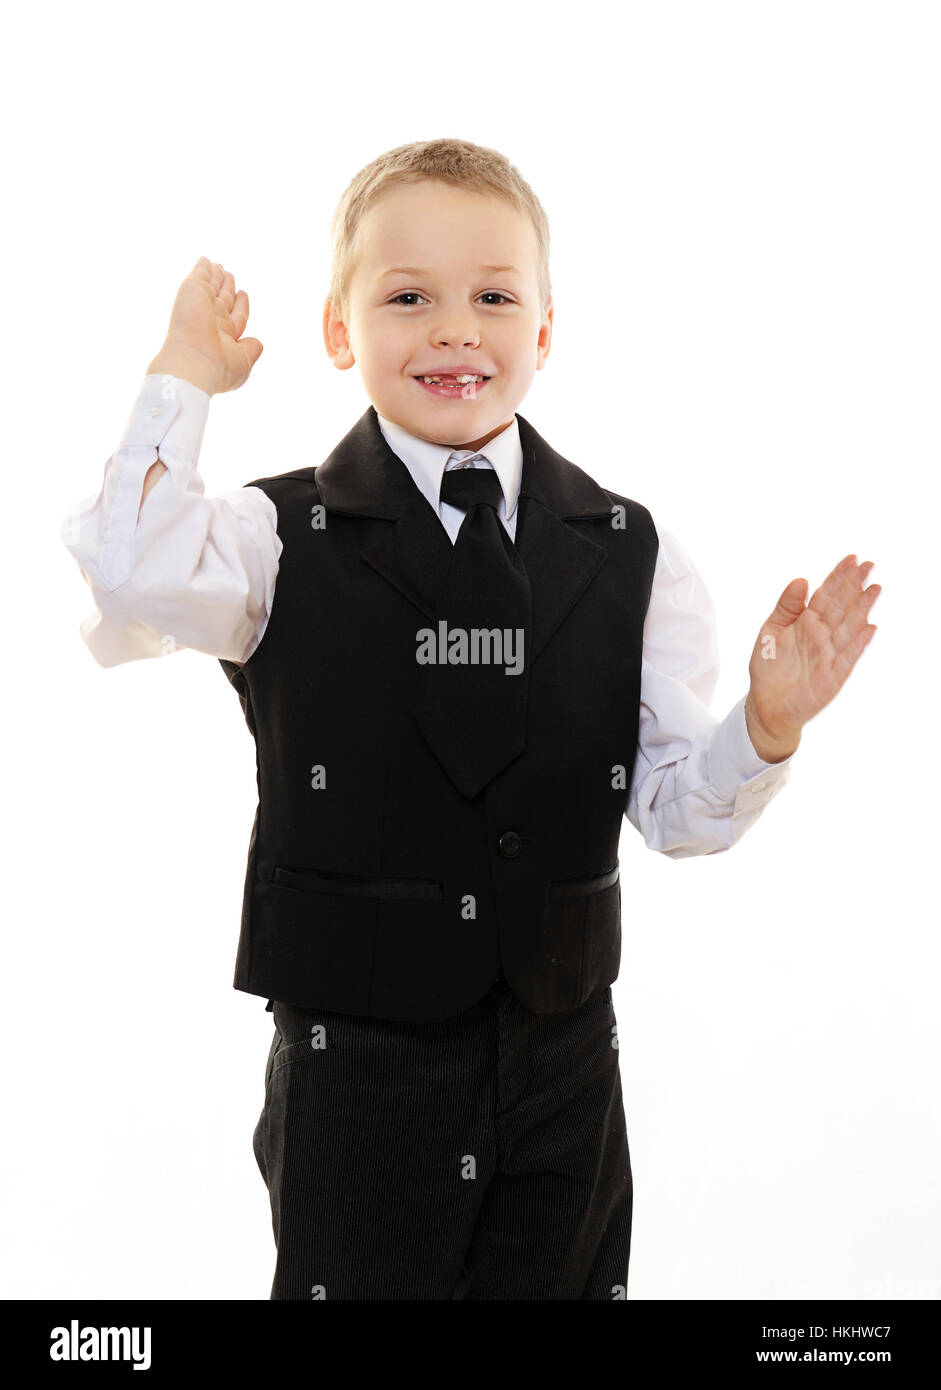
[{"x1": 413, "y1": 374, "x2": 491, "y2": 400}]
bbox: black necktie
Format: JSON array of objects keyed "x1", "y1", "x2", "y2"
[{"x1": 413, "y1": 462, "x2": 532, "y2": 798}]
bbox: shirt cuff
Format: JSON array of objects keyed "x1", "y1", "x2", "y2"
[
  {"x1": 129, "y1": 373, "x2": 211, "y2": 464},
  {"x1": 707, "y1": 692, "x2": 795, "y2": 806},
  {"x1": 96, "y1": 374, "x2": 211, "y2": 590}
]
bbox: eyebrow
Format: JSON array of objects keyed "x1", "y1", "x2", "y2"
[{"x1": 377, "y1": 264, "x2": 521, "y2": 281}]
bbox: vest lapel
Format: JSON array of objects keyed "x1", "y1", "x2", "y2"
[
  {"x1": 315, "y1": 406, "x2": 613, "y2": 663},
  {"x1": 316, "y1": 407, "x2": 454, "y2": 623}
]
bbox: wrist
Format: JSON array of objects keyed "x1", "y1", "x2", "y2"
[
  {"x1": 146, "y1": 342, "x2": 220, "y2": 397},
  {"x1": 744, "y1": 694, "x2": 801, "y2": 763}
]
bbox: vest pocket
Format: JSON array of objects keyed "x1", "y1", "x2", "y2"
[
  {"x1": 547, "y1": 864, "x2": 620, "y2": 899},
  {"x1": 543, "y1": 864, "x2": 621, "y2": 1008},
  {"x1": 270, "y1": 865, "x2": 444, "y2": 900}
]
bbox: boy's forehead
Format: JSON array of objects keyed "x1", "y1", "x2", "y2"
[{"x1": 354, "y1": 181, "x2": 537, "y2": 276}]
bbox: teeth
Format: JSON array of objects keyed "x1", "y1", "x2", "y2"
[{"x1": 420, "y1": 374, "x2": 485, "y2": 385}]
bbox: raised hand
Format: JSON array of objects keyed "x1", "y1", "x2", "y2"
[
  {"x1": 744, "y1": 554, "x2": 880, "y2": 762},
  {"x1": 147, "y1": 257, "x2": 264, "y2": 396}
]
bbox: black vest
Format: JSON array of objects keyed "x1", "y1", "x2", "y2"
[{"x1": 219, "y1": 407, "x2": 659, "y2": 1021}]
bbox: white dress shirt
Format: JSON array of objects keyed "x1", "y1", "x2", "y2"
[{"x1": 60, "y1": 373, "x2": 794, "y2": 858}]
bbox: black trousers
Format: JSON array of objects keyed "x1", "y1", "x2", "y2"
[{"x1": 252, "y1": 973, "x2": 632, "y2": 1299}]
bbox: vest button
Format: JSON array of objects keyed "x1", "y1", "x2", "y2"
[{"x1": 498, "y1": 830, "x2": 522, "y2": 859}]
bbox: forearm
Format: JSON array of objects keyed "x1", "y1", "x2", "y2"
[{"x1": 139, "y1": 458, "x2": 167, "y2": 515}]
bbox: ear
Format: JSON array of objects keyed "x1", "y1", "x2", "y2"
[
  {"x1": 536, "y1": 299, "x2": 553, "y2": 370},
  {"x1": 323, "y1": 297, "x2": 355, "y2": 370}
]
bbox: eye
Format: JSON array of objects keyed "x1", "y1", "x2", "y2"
[{"x1": 388, "y1": 290, "x2": 515, "y2": 307}]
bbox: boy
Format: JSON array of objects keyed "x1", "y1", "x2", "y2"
[{"x1": 61, "y1": 138, "x2": 879, "y2": 1300}]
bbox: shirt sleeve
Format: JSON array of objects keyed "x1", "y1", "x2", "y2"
[
  {"x1": 60, "y1": 373, "x2": 281, "y2": 667},
  {"x1": 625, "y1": 524, "x2": 794, "y2": 857}
]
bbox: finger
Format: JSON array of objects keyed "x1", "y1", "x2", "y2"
[
  {"x1": 809, "y1": 555, "x2": 870, "y2": 631},
  {"x1": 827, "y1": 561, "x2": 877, "y2": 638},
  {"x1": 209, "y1": 261, "x2": 225, "y2": 298},
  {"x1": 217, "y1": 268, "x2": 236, "y2": 314},
  {"x1": 190, "y1": 256, "x2": 212, "y2": 278},
  {"x1": 230, "y1": 289, "x2": 249, "y2": 339},
  {"x1": 764, "y1": 577, "x2": 808, "y2": 631},
  {"x1": 807, "y1": 554, "x2": 857, "y2": 618},
  {"x1": 831, "y1": 620, "x2": 877, "y2": 687},
  {"x1": 219, "y1": 290, "x2": 250, "y2": 340},
  {"x1": 831, "y1": 582, "x2": 882, "y2": 658}
]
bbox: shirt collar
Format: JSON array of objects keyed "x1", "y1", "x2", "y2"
[{"x1": 376, "y1": 412, "x2": 523, "y2": 521}]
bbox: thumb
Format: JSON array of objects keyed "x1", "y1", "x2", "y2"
[
  {"x1": 239, "y1": 337, "x2": 264, "y2": 369},
  {"x1": 766, "y1": 577, "x2": 808, "y2": 630}
]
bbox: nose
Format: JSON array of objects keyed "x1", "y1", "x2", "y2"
[
  {"x1": 433, "y1": 317, "x2": 480, "y2": 350},
  {"x1": 435, "y1": 332, "x2": 480, "y2": 349}
]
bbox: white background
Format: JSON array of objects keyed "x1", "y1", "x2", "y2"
[{"x1": 2, "y1": 0, "x2": 937, "y2": 1300}]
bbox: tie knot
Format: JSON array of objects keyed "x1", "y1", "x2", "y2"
[{"x1": 440, "y1": 464, "x2": 505, "y2": 514}]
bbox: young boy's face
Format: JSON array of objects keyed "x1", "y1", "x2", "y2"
[{"x1": 324, "y1": 179, "x2": 552, "y2": 453}]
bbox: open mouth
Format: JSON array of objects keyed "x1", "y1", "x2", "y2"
[{"x1": 412, "y1": 373, "x2": 491, "y2": 399}]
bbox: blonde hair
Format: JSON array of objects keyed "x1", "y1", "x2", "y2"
[{"x1": 327, "y1": 137, "x2": 552, "y2": 322}]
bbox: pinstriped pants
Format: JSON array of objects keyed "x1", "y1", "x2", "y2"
[{"x1": 253, "y1": 974, "x2": 632, "y2": 1300}]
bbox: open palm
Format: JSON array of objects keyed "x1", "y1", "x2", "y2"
[{"x1": 747, "y1": 553, "x2": 880, "y2": 744}]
